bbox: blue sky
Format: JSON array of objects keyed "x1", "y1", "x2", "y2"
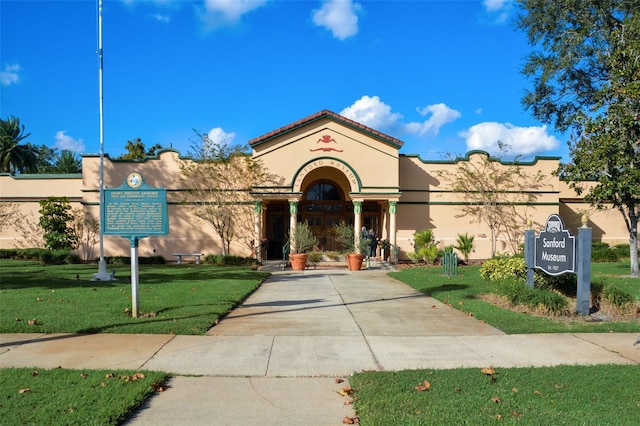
[{"x1": 1, "y1": 0, "x2": 569, "y2": 161}]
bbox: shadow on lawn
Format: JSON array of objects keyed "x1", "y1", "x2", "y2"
[{"x1": 418, "y1": 284, "x2": 469, "y2": 298}]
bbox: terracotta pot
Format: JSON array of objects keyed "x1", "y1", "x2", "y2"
[
  {"x1": 346, "y1": 253, "x2": 364, "y2": 271},
  {"x1": 290, "y1": 253, "x2": 308, "y2": 271}
]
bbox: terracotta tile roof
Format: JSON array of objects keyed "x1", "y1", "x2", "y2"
[{"x1": 248, "y1": 109, "x2": 404, "y2": 147}]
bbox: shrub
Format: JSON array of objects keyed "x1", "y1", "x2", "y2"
[
  {"x1": 323, "y1": 251, "x2": 340, "y2": 260},
  {"x1": 454, "y1": 233, "x2": 474, "y2": 263},
  {"x1": 307, "y1": 251, "x2": 323, "y2": 264},
  {"x1": 602, "y1": 284, "x2": 634, "y2": 307},
  {"x1": 480, "y1": 255, "x2": 577, "y2": 295},
  {"x1": 591, "y1": 241, "x2": 610, "y2": 251},
  {"x1": 493, "y1": 279, "x2": 569, "y2": 315},
  {"x1": 203, "y1": 254, "x2": 254, "y2": 266},
  {"x1": 592, "y1": 247, "x2": 621, "y2": 263}
]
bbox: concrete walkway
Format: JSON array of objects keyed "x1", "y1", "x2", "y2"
[{"x1": 1, "y1": 262, "x2": 638, "y2": 425}]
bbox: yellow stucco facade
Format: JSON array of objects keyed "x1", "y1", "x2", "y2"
[{"x1": 0, "y1": 110, "x2": 630, "y2": 261}]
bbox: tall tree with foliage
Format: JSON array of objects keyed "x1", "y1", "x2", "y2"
[
  {"x1": 436, "y1": 147, "x2": 548, "y2": 257},
  {"x1": 115, "y1": 138, "x2": 163, "y2": 160},
  {"x1": 516, "y1": 0, "x2": 640, "y2": 276},
  {"x1": 0, "y1": 116, "x2": 38, "y2": 173},
  {"x1": 39, "y1": 197, "x2": 78, "y2": 250},
  {"x1": 49, "y1": 150, "x2": 82, "y2": 173},
  {"x1": 180, "y1": 132, "x2": 275, "y2": 255}
]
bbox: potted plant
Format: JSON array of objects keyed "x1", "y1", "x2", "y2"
[
  {"x1": 333, "y1": 221, "x2": 367, "y2": 271},
  {"x1": 290, "y1": 221, "x2": 318, "y2": 270}
]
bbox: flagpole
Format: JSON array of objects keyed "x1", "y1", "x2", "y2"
[{"x1": 93, "y1": 0, "x2": 112, "y2": 281}]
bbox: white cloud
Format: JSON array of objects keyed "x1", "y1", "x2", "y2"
[
  {"x1": 404, "y1": 103, "x2": 461, "y2": 137},
  {"x1": 340, "y1": 96, "x2": 461, "y2": 139},
  {"x1": 152, "y1": 13, "x2": 171, "y2": 23},
  {"x1": 207, "y1": 127, "x2": 235, "y2": 146},
  {"x1": 459, "y1": 122, "x2": 560, "y2": 157},
  {"x1": 54, "y1": 131, "x2": 85, "y2": 153},
  {"x1": 483, "y1": 0, "x2": 510, "y2": 12},
  {"x1": 312, "y1": 0, "x2": 361, "y2": 40},
  {"x1": 200, "y1": 0, "x2": 268, "y2": 30},
  {"x1": 0, "y1": 64, "x2": 20, "y2": 86},
  {"x1": 482, "y1": 0, "x2": 512, "y2": 23},
  {"x1": 340, "y1": 96, "x2": 402, "y2": 129}
]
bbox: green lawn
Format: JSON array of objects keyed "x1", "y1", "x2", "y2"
[
  {"x1": 0, "y1": 367, "x2": 169, "y2": 425},
  {"x1": 1, "y1": 259, "x2": 639, "y2": 425},
  {"x1": 350, "y1": 364, "x2": 640, "y2": 425},
  {"x1": 389, "y1": 262, "x2": 640, "y2": 334},
  {"x1": 0, "y1": 260, "x2": 270, "y2": 335}
]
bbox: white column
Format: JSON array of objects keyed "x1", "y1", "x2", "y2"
[
  {"x1": 253, "y1": 201, "x2": 262, "y2": 260},
  {"x1": 353, "y1": 200, "x2": 362, "y2": 253},
  {"x1": 389, "y1": 201, "x2": 397, "y2": 261},
  {"x1": 289, "y1": 200, "x2": 298, "y2": 253}
]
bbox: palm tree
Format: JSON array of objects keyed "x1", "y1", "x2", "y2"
[
  {"x1": 0, "y1": 116, "x2": 38, "y2": 173},
  {"x1": 50, "y1": 150, "x2": 82, "y2": 173}
]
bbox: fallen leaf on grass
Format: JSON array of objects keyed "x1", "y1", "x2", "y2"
[
  {"x1": 481, "y1": 366, "x2": 497, "y2": 376},
  {"x1": 511, "y1": 388, "x2": 518, "y2": 393},
  {"x1": 511, "y1": 411, "x2": 523, "y2": 418},
  {"x1": 534, "y1": 390, "x2": 541, "y2": 395},
  {"x1": 80, "y1": 373, "x2": 88, "y2": 379},
  {"x1": 27, "y1": 319, "x2": 41, "y2": 326},
  {"x1": 68, "y1": 407, "x2": 74, "y2": 413},
  {"x1": 32, "y1": 370, "x2": 39, "y2": 377},
  {"x1": 101, "y1": 382, "x2": 107, "y2": 387},
  {"x1": 415, "y1": 381, "x2": 431, "y2": 391},
  {"x1": 491, "y1": 396, "x2": 502, "y2": 404},
  {"x1": 18, "y1": 388, "x2": 30, "y2": 394},
  {"x1": 105, "y1": 373, "x2": 115, "y2": 378},
  {"x1": 466, "y1": 312, "x2": 474, "y2": 317},
  {"x1": 554, "y1": 384, "x2": 565, "y2": 389}
]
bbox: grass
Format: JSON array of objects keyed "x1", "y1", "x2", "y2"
[
  {"x1": 350, "y1": 364, "x2": 640, "y2": 425},
  {"x1": 0, "y1": 367, "x2": 169, "y2": 425},
  {"x1": 389, "y1": 262, "x2": 640, "y2": 334},
  {"x1": 1, "y1": 259, "x2": 638, "y2": 424},
  {"x1": 0, "y1": 260, "x2": 270, "y2": 335}
]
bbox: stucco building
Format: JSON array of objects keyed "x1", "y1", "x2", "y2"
[{"x1": 0, "y1": 110, "x2": 628, "y2": 261}]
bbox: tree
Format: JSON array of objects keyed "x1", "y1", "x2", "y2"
[
  {"x1": 516, "y1": 0, "x2": 640, "y2": 276},
  {"x1": 49, "y1": 150, "x2": 82, "y2": 173},
  {"x1": 180, "y1": 132, "x2": 275, "y2": 255},
  {"x1": 38, "y1": 197, "x2": 78, "y2": 250},
  {"x1": 0, "y1": 116, "x2": 38, "y2": 173},
  {"x1": 436, "y1": 147, "x2": 547, "y2": 257},
  {"x1": 116, "y1": 138, "x2": 163, "y2": 160}
]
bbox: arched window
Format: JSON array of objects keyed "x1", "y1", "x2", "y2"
[{"x1": 305, "y1": 182, "x2": 342, "y2": 201}]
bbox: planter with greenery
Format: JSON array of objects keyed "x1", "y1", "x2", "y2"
[
  {"x1": 334, "y1": 221, "x2": 367, "y2": 270},
  {"x1": 290, "y1": 222, "x2": 318, "y2": 270}
]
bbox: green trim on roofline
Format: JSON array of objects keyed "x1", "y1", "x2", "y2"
[
  {"x1": 399, "y1": 201, "x2": 560, "y2": 206},
  {"x1": 400, "y1": 150, "x2": 561, "y2": 165},
  {"x1": 1, "y1": 172, "x2": 81, "y2": 179}
]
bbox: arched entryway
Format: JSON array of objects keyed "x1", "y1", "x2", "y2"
[{"x1": 298, "y1": 180, "x2": 381, "y2": 252}]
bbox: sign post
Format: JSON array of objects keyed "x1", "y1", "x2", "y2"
[
  {"x1": 525, "y1": 214, "x2": 591, "y2": 315},
  {"x1": 102, "y1": 172, "x2": 168, "y2": 317}
]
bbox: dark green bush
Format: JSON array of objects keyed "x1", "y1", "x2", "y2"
[
  {"x1": 592, "y1": 248, "x2": 621, "y2": 263},
  {"x1": 591, "y1": 241, "x2": 610, "y2": 251},
  {"x1": 203, "y1": 254, "x2": 254, "y2": 266},
  {"x1": 602, "y1": 284, "x2": 634, "y2": 307},
  {"x1": 493, "y1": 279, "x2": 569, "y2": 315}
]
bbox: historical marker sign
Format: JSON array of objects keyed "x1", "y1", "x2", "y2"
[
  {"x1": 534, "y1": 214, "x2": 575, "y2": 276},
  {"x1": 102, "y1": 171, "x2": 169, "y2": 238}
]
